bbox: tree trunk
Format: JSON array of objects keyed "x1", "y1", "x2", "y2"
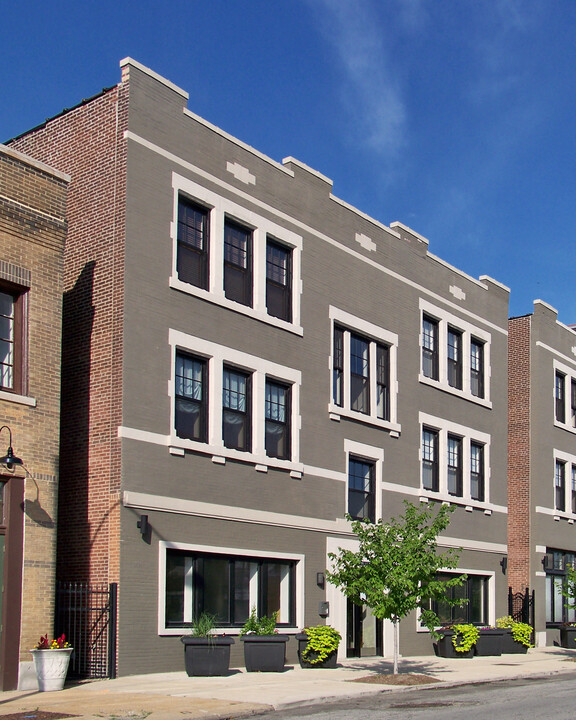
[{"x1": 392, "y1": 617, "x2": 399, "y2": 674}]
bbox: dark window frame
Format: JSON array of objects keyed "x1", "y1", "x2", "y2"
[
  {"x1": 447, "y1": 327, "x2": 463, "y2": 389},
  {"x1": 422, "y1": 427, "x2": 439, "y2": 492},
  {"x1": 470, "y1": 338, "x2": 485, "y2": 398},
  {"x1": 348, "y1": 457, "x2": 375, "y2": 523},
  {"x1": 175, "y1": 351, "x2": 207, "y2": 442},
  {"x1": 447, "y1": 434, "x2": 463, "y2": 497},
  {"x1": 224, "y1": 218, "x2": 253, "y2": 307},
  {"x1": 222, "y1": 366, "x2": 252, "y2": 452},
  {"x1": 545, "y1": 549, "x2": 576, "y2": 626},
  {"x1": 333, "y1": 326, "x2": 344, "y2": 408},
  {"x1": 422, "y1": 315, "x2": 439, "y2": 380},
  {"x1": 177, "y1": 195, "x2": 210, "y2": 290},
  {"x1": 0, "y1": 284, "x2": 25, "y2": 394},
  {"x1": 265, "y1": 379, "x2": 291, "y2": 460},
  {"x1": 265, "y1": 239, "x2": 292, "y2": 322},
  {"x1": 556, "y1": 371, "x2": 566, "y2": 423},
  {"x1": 430, "y1": 572, "x2": 489, "y2": 625},
  {"x1": 470, "y1": 442, "x2": 485, "y2": 502},
  {"x1": 555, "y1": 459, "x2": 566, "y2": 512}
]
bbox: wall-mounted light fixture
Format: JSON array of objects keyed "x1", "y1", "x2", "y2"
[
  {"x1": 0, "y1": 425, "x2": 23, "y2": 470},
  {"x1": 316, "y1": 572, "x2": 325, "y2": 588},
  {"x1": 136, "y1": 514, "x2": 149, "y2": 537},
  {"x1": 500, "y1": 556, "x2": 508, "y2": 574}
]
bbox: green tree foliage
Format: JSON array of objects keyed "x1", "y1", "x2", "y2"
[{"x1": 326, "y1": 501, "x2": 466, "y2": 673}]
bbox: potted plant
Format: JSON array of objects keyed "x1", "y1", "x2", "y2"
[
  {"x1": 496, "y1": 616, "x2": 533, "y2": 653},
  {"x1": 30, "y1": 634, "x2": 73, "y2": 691},
  {"x1": 474, "y1": 626, "x2": 504, "y2": 656},
  {"x1": 296, "y1": 625, "x2": 341, "y2": 668},
  {"x1": 239, "y1": 608, "x2": 289, "y2": 672},
  {"x1": 436, "y1": 624, "x2": 479, "y2": 658},
  {"x1": 559, "y1": 623, "x2": 576, "y2": 649},
  {"x1": 180, "y1": 612, "x2": 234, "y2": 676}
]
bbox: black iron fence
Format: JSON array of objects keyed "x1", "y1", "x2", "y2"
[
  {"x1": 55, "y1": 581, "x2": 117, "y2": 679},
  {"x1": 508, "y1": 586, "x2": 534, "y2": 627}
]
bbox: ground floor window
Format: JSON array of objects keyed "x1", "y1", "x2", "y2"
[
  {"x1": 165, "y1": 549, "x2": 296, "y2": 628},
  {"x1": 430, "y1": 572, "x2": 489, "y2": 625},
  {"x1": 545, "y1": 548, "x2": 576, "y2": 625}
]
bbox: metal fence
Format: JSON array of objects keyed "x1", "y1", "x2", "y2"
[
  {"x1": 55, "y1": 581, "x2": 117, "y2": 679},
  {"x1": 508, "y1": 586, "x2": 534, "y2": 627}
]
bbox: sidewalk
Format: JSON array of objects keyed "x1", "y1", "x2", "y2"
[{"x1": 2, "y1": 647, "x2": 576, "y2": 720}]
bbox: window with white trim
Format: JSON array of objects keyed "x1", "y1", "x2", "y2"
[
  {"x1": 419, "y1": 413, "x2": 490, "y2": 505},
  {"x1": 545, "y1": 549, "x2": 576, "y2": 625},
  {"x1": 171, "y1": 174, "x2": 302, "y2": 333},
  {"x1": 552, "y1": 450, "x2": 576, "y2": 517},
  {"x1": 344, "y1": 439, "x2": 383, "y2": 523},
  {"x1": 164, "y1": 546, "x2": 297, "y2": 629},
  {"x1": 169, "y1": 329, "x2": 301, "y2": 471},
  {"x1": 430, "y1": 572, "x2": 490, "y2": 625},
  {"x1": 0, "y1": 284, "x2": 26, "y2": 394},
  {"x1": 553, "y1": 360, "x2": 576, "y2": 433},
  {"x1": 329, "y1": 307, "x2": 399, "y2": 432},
  {"x1": 419, "y1": 300, "x2": 491, "y2": 405}
]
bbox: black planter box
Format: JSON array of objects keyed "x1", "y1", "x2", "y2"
[
  {"x1": 560, "y1": 627, "x2": 576, "y2": 649},
  {"x1": 435, "y1": 631, "x2": 474, "y2": 658},
  {"x1": 240, "y1": 635, "x2": 290, "y2": 672},
  {"x1": 500, "y1": 629, "x2": 529, "y2": 654},
  {"x1": 475, "y1": 629, "x2": 504, "y2": 656},
  {"x1": 181, "y1": 636, "x2": 235, "y2": 676},
  {"x1": 296, "y1": 634, "x2": 338, "y2": 668}
]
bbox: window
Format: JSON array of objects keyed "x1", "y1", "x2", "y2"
[
  {"x1": 545, "y1": 549, "x2": 576, "y2": 625},
  {"x1": 572, "y1": 380, "x2": 576, "y2": 428},
  {"x1": 422, "y1": 316, "x2": 439, "y2": 380},
  {"x1": 430, "y1": 572, "x2": 489, "y2": 625},
  {"x1": 447, "y1": 328, "x2": 462, "y2": 389},
  {"x1": 555, "y1": 460, "x2": 566, "y2": 512},
  {"x1": 265, "y1": 380, "x2": 290, "y2": 460},
  {"x1": 556, "y1": 371, "x2": 566, "y2": 424},
  {"x1": 175, "y1": 352, "x2": 207, "y2": 442},
  {"x1": 419, "y1": 301, "x2": 491, "y2": 404},
  {"x1": 222, "y1": 367, "x2": 251, "y2": 451},
  {"x1": 170, "y1": 330, "x2": 301, "y2": 470},
  {"x1": 447, "y1": 435, "x2": 463, "y2": 497},
  {"x1": 266, "y1": 240, "x2": 292, "y2": 322},
  {"x1": 419, "y1": 413, "x2": 490, "y2": 505},
  {"x1": 177, "y1": 196, "x2": 209, "y2": 289},
  {"x1": 171, "y1": 176, "x2": 302, "y2": 333},
  {"x1": 0, "y1": 288, "x2": 23, "y2": 393},
  {"x1": 348, "y1": 458, "x2": 375, "y2": 522},
  {"x1": 422, "y1": 428, "x2": 439, "y2": 492},
  {"x1": 470, "y1": 338, "x2": 484, "y2": 398},
  {"x1": 572, "y1": 466, "x2": 576, "y2": 514},
  {"x1": 165, "y1": 548, "x2": 295, "y2": 628},
  {"x1": 470, "y1": 442, "x2": 484, "y2": 501},
  {"x1": 329, "y1": 310, "x2": 398, "y2": 430},
  {"x1": 224, "y1": 219, "x2": 252, "y2": 306}
]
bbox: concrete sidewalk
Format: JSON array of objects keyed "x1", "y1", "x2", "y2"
[{"x1": 2, "y1": 647, "x2": 576, "y2": 720}]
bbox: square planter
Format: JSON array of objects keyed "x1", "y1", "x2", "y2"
[
  {"x1": 475, "y1": 629, "x2": 504, "y2": 656},
  {"x1": 181, "y1": 636, "x2": 235, "y2": 676},
  {"x1": 560, "y1": 627, "x2": 576, "y2": 649},
  {"x1": 296, "y1": 634, "x2": 338, "y2": 668},
  {"x1": 500, "y1": 629, "x2": 529, "y2": 654},
  {"x1": 435, "y1": 631, "x2": 474, "y2": 658},
  {"x1": 240, "y1": 635, "x2": 289, "y2": 672}
]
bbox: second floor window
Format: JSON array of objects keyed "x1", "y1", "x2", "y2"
[
  {"x1": 224, "y1": 219, "x2": 252, "y2": 307},
  {"x1": 470, "y1": 338, "x2": 484, "y2": 398},
  {"x1": 175, "y1": 352, "x2": 207, "y2": 442},
  {"x1": 265, "y1": 380, "x2": 290, "y2": 460},
  {"x1": 447, "y1": 435, "x2": 463, "y2": 497},
  {"x1": 422, "y1": 428, "x2": 439, "y2": 492},
  {"x1": 348, "y1": 457, "x2": 375, "y2": 522},
  {"x1": 222, "y1": 367, "x2": 251, "y2": 451},
  {"x1": 447, "y1": 328, "x2": 462, "y2": 389},
  {"x1": 470, "y1": 442, "x2": 484, "y2": 501},
  {"x1": 556, "y1": 371, "x2": 566, "y2": 424},
  {"x1": 555, "y1": 460, "x2": 566, "y2": 512}
]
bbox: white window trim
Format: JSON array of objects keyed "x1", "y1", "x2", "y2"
[
  {"x1": 416, "y1": 567, "x2": 496, "y2": 631},
  {"x1": 169, "y1": 328, "x2": 302, "y2": 473},
  {"x1": 344, "y1": 439, "x2": 384, "y2": 522},
  {"x1": 170, "y1": 173, "x2": 303, "y2": 335},
  {"x1": 552, "y1": 449, "x2": 576, "y2": 519},
  {"x1": 158, "y1": 540, "x2": 305, "y2": 635},
  {"x1": 419, "y1": 299, "x2": 492, "y2": 407},
  {"x1": 419, "y1": 412, "x2": 491, "y2": 508},
  {"x1": 329, "y1": 306, "x2": 400, "y2": 433},
  {"x1": 553, "y1": 359, "x2": 576, "y2": 434}
]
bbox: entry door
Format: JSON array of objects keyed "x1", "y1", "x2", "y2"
[
  {"x1": 346, "y1": 600, "x2": 362, "y2": 657},
  {"x1": 346, "y1": 600, "x2": 384, "y2": 657}
]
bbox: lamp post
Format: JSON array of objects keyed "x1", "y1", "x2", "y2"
[{"x1": 0, "y1": 425, "x2": 23, "y2": 470}]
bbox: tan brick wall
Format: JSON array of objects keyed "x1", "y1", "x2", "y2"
[
  {"x1": 508, "y1": 315, "x2": 532, "y2": 592},
  {"x1": 0, "y1": 146, "x2": 67, "y2": 664},
  {"x1": 9, "y1": 83, "x2": 127, "y2": 589}
]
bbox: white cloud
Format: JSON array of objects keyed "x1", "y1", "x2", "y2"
[{"x1": 306, "y1": 0, "x2": 411, "y2": 160}]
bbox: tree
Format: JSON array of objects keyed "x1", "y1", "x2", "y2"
[{"x1": 326, "y1": 501, "x2": 466, "y2": 674}]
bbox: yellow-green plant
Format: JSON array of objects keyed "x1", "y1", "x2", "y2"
[
  {"x1": 496, "y1": 616, "x2": 533, "y2": 647},
  {"x1": 450, "y1": 623, "x2": 479, "y2": 652},
  {"x1": 301, "y1": 625, "x2": 341, "y2": 665}
]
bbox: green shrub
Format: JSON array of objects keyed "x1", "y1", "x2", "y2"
[
  {"x1": 240, "y1": 607, "x2": 278, "y2": 636},
  {"x1": 449, "y1": 623, "x2": 479, "y2": 653},
  {"x1": 301, "y1": 625, "x2": 341, "y2": 665}
]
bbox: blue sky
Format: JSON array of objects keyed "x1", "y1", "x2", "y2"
[{"x1": 3, "y1": 0, "x2": 575, "y2": 321}]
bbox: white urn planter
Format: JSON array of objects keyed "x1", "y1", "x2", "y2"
[{"x1": 31, "y1": 648, "x2": 73, "y2": 691}]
